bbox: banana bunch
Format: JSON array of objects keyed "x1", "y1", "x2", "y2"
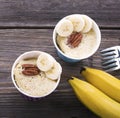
[
  {"x1": 68, "y1": 67, "x2": 120, "y2": 118},
  {"x1": 81, "y1": 67, "x2": 120, "y2": 103}
]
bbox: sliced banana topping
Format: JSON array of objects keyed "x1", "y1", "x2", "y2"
[
  {"x1": 37, "y1": 53, "x2": 55, "y2": 72},
  {"x1": 56, "y1": 14, "x2": 93, "y2": 38},
  {"x1": 37, "y1": 52, "x2": 62, "y2": 80},
  {"x1": 56, "y1": 19, "x2": 74, "y2": 37},
  {"x1": 67, "y1": 15, "x2": 85, "y2": 32},
  {"x1": 81, "y1": 15, "x2": 93, "y2": 33},
  {"x1": 45, "y1": 61, "x2": 62, "y2": 80}
]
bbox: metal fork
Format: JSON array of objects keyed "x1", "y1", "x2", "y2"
[{"x1": 100, "y1": 46, "x2": 120, "y2": 72}]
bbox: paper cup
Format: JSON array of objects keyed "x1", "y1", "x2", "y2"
[
  {"x1": 11, "y1": 51, "x2": 61, "y2": 100},
  {"x1": 53, "y1": 14, "x2": 101, "y2": 63}
]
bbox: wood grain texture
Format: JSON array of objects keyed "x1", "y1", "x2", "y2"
[
  {"x1": 0, "y1": 0, "x2": 119, "y2": 28},
  {"x1": 0, "y1": 0, "x2": 120, "y2": 117},
  {"x1": 0, "y1": 29, "x2": 120, "y2": 118}
]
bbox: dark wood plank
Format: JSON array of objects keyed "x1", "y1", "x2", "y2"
[
  {"x1": 0, "y1": 0, "x2": 119, "y2": 28},
  {"x1": 0, "y1": 29, "x2": 120, "y2": 118}
]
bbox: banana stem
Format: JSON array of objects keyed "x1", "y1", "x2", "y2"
[
  {"x1": 80, "y1": 67, "x2": 86, "y2": 73},
  {"x1": 67, "y1": 77, "x2": 74, "y2": 82}
]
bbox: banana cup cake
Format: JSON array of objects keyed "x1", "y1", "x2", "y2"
[
  {"x1": 53, "y1": 14, "x2": 101, "y2": 62},
  {"x1": 11, "y1": 51, "x2": 62, "y2": 98}
]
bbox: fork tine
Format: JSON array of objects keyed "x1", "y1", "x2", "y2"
[
  {"x1": 101, "y1": 46, "x2": 120, "y2": 71},
  {"x1": 101, "y1": 47, "x2": 116, "y2": 53},
  {"x1": 105, "y1": 66, "x2": 120, "y2": 72},
  {"x1": 103, "y1": 62, "x2": 117, "y2": 69},
  {"x1": 102, "y1": 58, "x2": 116, "y2": 65},
  {"x1": 102, "y1": 55, "x2": 117, "y2": 60},
  {"x1": 101, "y1": 51, "x2": 115, "y2": 56}
]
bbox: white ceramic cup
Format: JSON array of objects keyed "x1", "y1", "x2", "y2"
[
  {"x1": 11, "y1": 51, "x2": 61, "y2": 99},
  {"x1": 53, "y1": 14, "x2": 101, "y2": 63}
]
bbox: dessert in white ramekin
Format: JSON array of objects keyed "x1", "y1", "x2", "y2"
[
  {"x1": 11, "y1": 51, "x2": 62, "y2": 99},
  {"x1": 53, "y1": 14, "x2": 101, "y2": 63}
]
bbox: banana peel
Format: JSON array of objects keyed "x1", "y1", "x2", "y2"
[
  {"x1": 80, "y1": 67, "x2": 120, "y2": 102},
  {"x1": 68, "y1": 77, "x2": 120, "y2": 118}
]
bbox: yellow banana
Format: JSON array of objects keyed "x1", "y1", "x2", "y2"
[
  {"x1": 68, "y1": 77, "x2": 120, "y2": 118},
  {"x1": 80, "y1": 67, "x2": 120, "y2": 102}
]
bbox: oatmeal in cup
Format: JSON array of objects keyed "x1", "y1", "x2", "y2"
[
  {"x1": 11, "y1": 51, "x2": 62, "y2": 99},
  {"x1": 53, "y1": 14, "x2": 101, "y2": 63}
]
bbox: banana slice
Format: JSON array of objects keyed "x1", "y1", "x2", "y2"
[
  {"x1": 81, "y1": 15, "x2": 93, "y2": 33},
  {"x1": 45, "y1": 61, "x2": 62, "y2": 80},
  {"x1": 37, "y1": 53, "x2": 55, "y2": 72},
  {"x1": 56, "y1": 19, "x2": 73, "y2": 37},
  {"x1": 67, "y1": 15, "x2": 85, "y2": 32}
]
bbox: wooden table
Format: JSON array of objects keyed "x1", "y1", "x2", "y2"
[{"x1": 0, "y1": 0, "x2": 120, "y2": 117}]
